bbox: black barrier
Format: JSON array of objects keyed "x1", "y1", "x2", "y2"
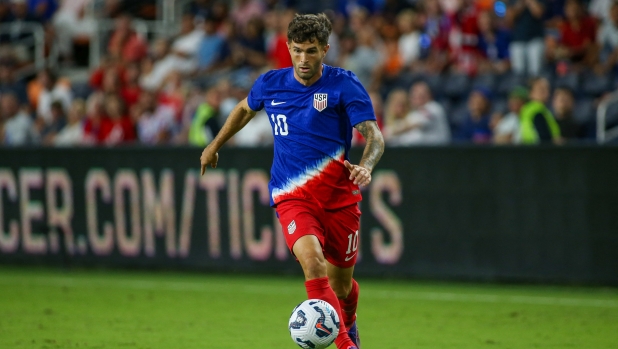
[{"x1": 0, "y1": 146, "x2": 617, "y2": 284}]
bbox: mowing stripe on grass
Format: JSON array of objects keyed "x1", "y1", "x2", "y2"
[{"x1": 2, "y1": 275, "x2": 617, "y2": 309}]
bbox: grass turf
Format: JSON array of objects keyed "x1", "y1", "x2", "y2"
[{"x1": 0, "y1": 267, "x2": 617, "y2": 349}]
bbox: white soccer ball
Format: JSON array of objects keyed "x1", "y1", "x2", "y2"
[{"x1": 288, "y1": 299, "x2": 340, "y2": 349}]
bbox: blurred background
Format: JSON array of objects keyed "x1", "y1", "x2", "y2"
[
  {"x1": 0, "y1": 0, "x2": 616, "y2": 279},
  {"x1": 2, "y1": 0, "x2": 618, "y2": 146}
]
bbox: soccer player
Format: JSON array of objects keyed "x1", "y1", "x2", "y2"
[{"x1": 200, "y1": 13, "x2": 384, "y2": 349}]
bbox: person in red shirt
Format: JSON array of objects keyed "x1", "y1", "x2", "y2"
[
  {"x1": 107, "y1": 13, "x2": 148, "y2": 64},
  {"x1": 450, "y1": 0, "x2": 483, "y2": 75},
  {"x1": 83, "y1": 93, "x2": 112, "y2": 145},
  {"x1": 553, "y1": 0, "x2": 598, "y2": 70},
  {"x1": 268, "y1": 9, "x2": 294, "y2": 69},
  {"x1": 120, "y1": 62, "x2": 142, "y2": 109},
  {"x1": 101, "y1": 94, "x2": 136, "y2": 145}
]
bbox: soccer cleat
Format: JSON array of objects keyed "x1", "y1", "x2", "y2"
[{"x1": 348, "y1": 321, "x2": 361, "y2": 349}]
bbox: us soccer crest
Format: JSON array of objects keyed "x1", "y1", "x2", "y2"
[{"x1": 313, "y1": 93, "x2": 327, "y2": 112}]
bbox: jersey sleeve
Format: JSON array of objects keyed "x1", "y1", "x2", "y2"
[
  {"x1": 341, "y1": 72, "x2": 376, "y2": 126},
  {"x1": 247, "y1": 74, "x2": 266, "y2": 111}
]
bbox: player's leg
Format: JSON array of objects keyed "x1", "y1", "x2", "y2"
[
  {"x1": 327, "y1": 262, "x2": 360, "y2": 348},
  {"x1": 293, "y1": 237, "x2": 358, "y2": 349},
  {"x1": 277, "y1": 200, "x2": 358, "y2": 349},
  {"x1": 323, "y1": 203, "x2": 362, "y2": 347}
]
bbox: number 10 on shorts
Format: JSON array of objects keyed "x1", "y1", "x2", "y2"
[{"x1": 346, "y1": 230, "x2": 359, "y2": 254}]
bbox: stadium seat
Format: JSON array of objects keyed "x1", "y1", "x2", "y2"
[
  {"x1": 572, "y1": 97, "x2": 596, "y2": 125},
  {"x1": 442, "y1": 73, "x2": 470, "y2": 99},
  {"x1": 491, "y1": 98, "x2": 508, "y2": 115},
  {"x1": 553, "y1": 72, "x2": 580, "y2": 94},
  {"x1": 439, "y1": 98, "x2": 452, "y2": 116},
  {"x1": 581, "y1": 72, "x2": 611, "y2": 97},
  {"x1": 449, "y1": 100, "x2": 469, "y2": 128},
  {"x1": 603, "y1": 100, "x2": 618, "y2": 128},
  {"x1": 472, "y1": 73, "x2": 496, "y2": 91},
  {"x1": 496, "y1": 73, "x2": 528, "y2": 97}
]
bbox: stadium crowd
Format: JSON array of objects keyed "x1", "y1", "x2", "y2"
[{"x1": 0, "y1": 0, "x2": 615, "y2": 147}]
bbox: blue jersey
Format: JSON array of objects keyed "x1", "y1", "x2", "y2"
[{"x1": 247, "y1": 65, "x2": 376, "y2": 209}]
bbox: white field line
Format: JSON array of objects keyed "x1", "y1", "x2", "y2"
[{"x1": 1, "y1": 276, "x2": 617, "y2": 309}]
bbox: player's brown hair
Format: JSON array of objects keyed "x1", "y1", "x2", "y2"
[{"x1": 287, "y1": 13, "x2": 332, "y2": 46}]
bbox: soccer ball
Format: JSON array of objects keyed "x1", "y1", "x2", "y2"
[{"x1": 288, "y1": 299, "x2": 340, "y2": 349}]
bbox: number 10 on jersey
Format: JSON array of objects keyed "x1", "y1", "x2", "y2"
[{"x1": 271, "y1": 114, "x2": 288, "y2": 136}]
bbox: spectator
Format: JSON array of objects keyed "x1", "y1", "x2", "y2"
[
  {"x1": 420, "y1": 0, "x2": 451, "y2": 73},
  {"x1": 159, "y1": 70, "x2": 188, "y2": 119},
  {"x1": 189, "y1": 87, "x2": 221, "y2": 146},
  {"x1": 139, "y1": 38, "x2": 170, "y2": 90},
  {"x1": 233, "y1": 17, "x2": 267, "y2": 69},
  {"x1": 83, "y1": 92, "x2": 111, "y2": 145},
  {"x1": 101, "y1": 94, "x2": 136, "y2": 145},
  {"x1": 596, "y1": 0, "x2": 618, "y2": 73},
  {"x1": 519, "y1": 77, "x2": 561, "y2": 144},
  {"x1": 338, "y1": 28, "x2": 382, "y2": 88},
  {"x1": 195, "y1": 14, "x2": 229, "y2": 74},
  {"x1": 506, "y1": 0, "x2": 546, "y2": 76},
  {"x1": 1, "y1": 92, "x2": 37, "y2": 145},
  {"x1": 27, "y1": 0, "x2": 58, "y2": 22},
  {"x1": 374, "y1": 25, "x2": 404, "y2": 88},
  {"x1": 141, "y1": 14, "x2": 205, "y2": 90},
  {"x1": 89, "y1": 55, "x2": 123, "y2": 91},
  {"x1": 451, "y1": 0, "x2": 482, "y2": 75},
  {"x1": 493, "y1": 85, "x2": 527, "y2": 144},
  {"x1": 34, "y1": 68, "x2": 72, "y2": 124},
  {"x1": 385, "y1": 82, "x2": 450, "y2": 145},
  {"x1": 589, "y1": 0, "x2": 612, "y2": 22},
  {"x1": 107, "y1": 13, "x2": 148, "y2": 64},
  {"x1": 396, "y1": 82, "x2": 451, "y2": 145},
  {"x1": 0, "y1": 0, "x2": 39, "y2": 64},
  {"x1": 52, "y1": 0, "x2": 96, "y2": 60},
  {"x1": 54, "y1": 98, "x2": 86, "y2": 146},
  {"x1": 120, "y1": 62, "x2": 142, "y2": 109},
  {"x1": 230, "y1": 0, "x2": 264, "y2": 33},
  {"x1": 136, "y1": 90, "x2": 177, "y2": 145},
  {"x1": 267, "y1": 9, "x2": 294, "y2": 69},
  {"x1": 382, "y1": 89, "x2": 410, "y2": 146},
  {"x1": 39, "y1": 100, "x2": 67, "y2": 145},
  {"x1": 397, "y1": 10, "x2": 422, "y2": 71},
  {"x1": 0, "y1": 58, "x2": 28, "y2": 106},
  {"x1": 457, "y1": 86, "x2": 493, "y2": 143},
  {"x1": 551, "y1": 87, "x2": 582, "y2": 140},
  {"x1": 477, "y1": 10, "x2": 511, "y2": 74},
  {"x1": 550, "y1": 0, "x2": 598, "y2": 71},
  {"x1": 168, "y1": 13, "x2": 205, "y2": 71}
]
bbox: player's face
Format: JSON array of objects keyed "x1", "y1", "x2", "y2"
[{"x1": 288, "y1": 41, "x2": 329, "y2": 85}]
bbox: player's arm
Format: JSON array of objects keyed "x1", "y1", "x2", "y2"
[
  {"x1": 200, "y1": 98, "x2": 257, "y2": 175},
  {"x1": 345, "y1": 120, "x2": 384, "y2": 187}
]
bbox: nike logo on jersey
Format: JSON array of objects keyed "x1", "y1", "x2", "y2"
[
  {"x1": 345, "y1": 253, "x2": 357, "y2": 261},
  {"x1": 271, "y1": 100, "x2": 286, "y2": 106}
]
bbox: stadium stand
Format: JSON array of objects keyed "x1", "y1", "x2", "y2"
[{"x1": 0, "y1": 0, "x2": 617, "y2": 146}]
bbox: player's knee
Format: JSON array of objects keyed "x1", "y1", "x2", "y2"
[
  {"x1": 329, "y1": 279, "x2": 352, "y2": 299},
  {"x1": 299, "y1": 255, "x2": 327, "y2": 280}
]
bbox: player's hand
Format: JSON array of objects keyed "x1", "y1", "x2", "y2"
[
  {"x1": 344, "y1": 160, "x2": 372, "y2": 187},
  {"x1": 200, "y1": 146, "x2": 219, "y2": 175}
]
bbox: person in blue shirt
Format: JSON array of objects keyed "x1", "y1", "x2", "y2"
[
  {"x1": 200, "y1": 13, "x2": 384, "y2": 349},
  {"x1": 457, "y1": 86, "x2": 494, "y2": 143}
]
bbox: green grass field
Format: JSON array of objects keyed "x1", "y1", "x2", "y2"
[{"x1": 0, "y1": 267, "x2": 617, "y2": 349}]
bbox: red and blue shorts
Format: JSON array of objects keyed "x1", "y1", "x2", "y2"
[{"x1": 275, "y1": 196, "x2": 361, "y2": 268}]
